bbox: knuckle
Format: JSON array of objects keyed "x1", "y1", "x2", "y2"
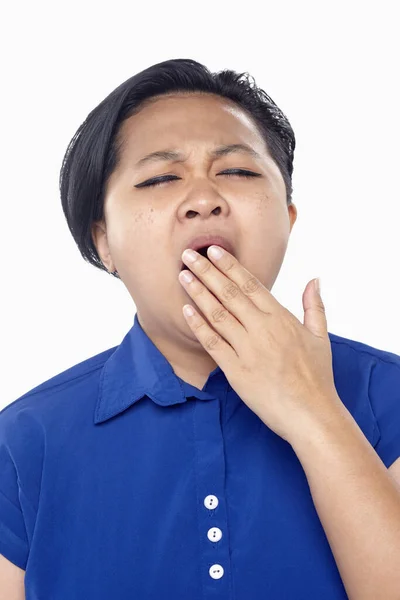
[
  {"x1": 194, "y1": 285, "x2": 206, "y2": 297},
  {"x1": 221, "y1": 282, "x2": 240, "y2": 301},
  {"x1": 242, "y1": 276, "x2": 261, "y2": 295},
  {"x1": 193, "y1": 320, "x2": 207, "y2": 335},
  {"x1": 205, "y1": 333, "x2": 222, "y2": 352},
  {"x1": 224, "y1": 259, "x2": 236, "y2": 273},
  {"x1": 211, "y1": 307, "x2": 229, "y2": 323},
  {"x1": 198, "y1": 260, "x2": 212, "y2": 275}
]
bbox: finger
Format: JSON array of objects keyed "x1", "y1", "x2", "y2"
[
  {"x1": 181, "y1": 247, "x2": 261, "y2": 327},
  {"x1": 205, "y1": 245, "x2": 281, "y2": 314},
  {"x1": 302, "y1": 278, "x2": 328, "y2": 338},
  {"x1": 181, "y1": 301, "x2": 239, "y2": 371},
  {"x1": 178, "y1": 268, "x2": 245, "y2": 350}
]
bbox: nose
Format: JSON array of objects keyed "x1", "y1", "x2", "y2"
[
  {"x1": 178, "y1": 175, "x2": 229, "y2": 220},
  {"x1": 185, "y1": 205, "x2": 222, "y2": 218}
]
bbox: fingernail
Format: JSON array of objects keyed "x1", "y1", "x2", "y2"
[
  {"x1": 182, "y1": 249, "x2": 198, "y2": 263},
  {"x1": 179, "y1": 270, "x2": 194, "y2": 283},
  {"x1": 208, "y1": 245, "x2": 224, "y2": 259}
]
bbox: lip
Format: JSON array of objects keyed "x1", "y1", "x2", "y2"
[{"x1": 179, "y1": 234, "x2": 235, "y2": 271}]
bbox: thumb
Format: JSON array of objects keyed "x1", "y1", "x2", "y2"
[{"x1": 302, "y1": 278, "x2": 328, "y2": 337}]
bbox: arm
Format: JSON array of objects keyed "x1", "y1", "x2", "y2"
[
  {"x1": 291, "y1": 403, "x2": 400, "y2": 600},
  {"x1": 0, "y1": 554, "x2": 25, "y2": 600}
]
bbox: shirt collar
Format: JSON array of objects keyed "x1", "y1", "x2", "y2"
[{"x1": 94, "y1": 313, "x2": 224, "y2": 424}]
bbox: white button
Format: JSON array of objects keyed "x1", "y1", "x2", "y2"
[
  {"x1": 209, "y1": 564, "x2": 224, "y2": 579},
  {"x1": 207, "y1": 527, "x2": 222, "y2": 542},
  {"x1": 204, "y1": 495, "x2": 219, "y2": 509}
]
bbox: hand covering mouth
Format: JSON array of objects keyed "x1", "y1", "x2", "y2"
[{"x1": 178, "y1": 234, "x2": 235, "y2": 271}]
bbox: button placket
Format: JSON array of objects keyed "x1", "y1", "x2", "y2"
[
  {"x1": 194, "y1": 395, "x2": 231, "y2": 592},
  {"x1": 204, "y1": 495, "x2": 225, "y2": 580}
]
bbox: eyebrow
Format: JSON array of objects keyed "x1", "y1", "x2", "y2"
[{"x1": 135, "y1": 143, "x2": 262, "y2": 168}]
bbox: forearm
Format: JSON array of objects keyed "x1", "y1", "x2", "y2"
[{"x1": 290, "y1": 401, "x2": 400, "y2": 600}]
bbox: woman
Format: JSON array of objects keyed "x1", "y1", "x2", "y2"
[{"x1": 1, "y1": 58, "x2": 400, "y2": 599}]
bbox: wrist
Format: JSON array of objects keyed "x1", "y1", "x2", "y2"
[{"x1": 289, "y1": 396, "x2": 353, "y2": 454}]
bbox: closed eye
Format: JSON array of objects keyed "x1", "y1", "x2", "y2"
[{"x1": 135, "y1": 169, "x2": 262, "y2": 189}]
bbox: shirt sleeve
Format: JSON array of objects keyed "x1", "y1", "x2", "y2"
[
  {"x1": 368, "y1": 358, "x2": 400, "y2": 469},
  {"x1": 0, "y1": 409, "x2": 30, "y2": 570}
]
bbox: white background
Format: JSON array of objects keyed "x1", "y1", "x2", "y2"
[{"x1": 1, "y1": 1, "x2": 399, "y2": 409}]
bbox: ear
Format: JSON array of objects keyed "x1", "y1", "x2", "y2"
[
  {"x1": 91, "y1": 220, "x2": 115, "y2": 273},
  {"x1": 288, "y1": 202, "x2": 297, "y2": 233}
]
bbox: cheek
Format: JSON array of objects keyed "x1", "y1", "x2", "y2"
[
  {"x1": 242, "y1": 209, "x2": 290, "y2": 284},
  {"x1": 243, "y1": 200, "x2": 290, "y2": 250},
  {"x1": 262, "y1": 216, "x2": 291, "y2": 269},
  {"x1": 262, "y1": 199, "x2": 291, "y2": 243},
  {"x1": 261, "y1": 225, "x2": 291, "y2": 288},
  {"x1": 105, "y1": 210, "x2": 145, "y2": 260}
]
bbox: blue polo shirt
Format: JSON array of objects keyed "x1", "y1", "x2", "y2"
[{"x1": 1, "y1": 312, "x2": 400, "y2": 599}]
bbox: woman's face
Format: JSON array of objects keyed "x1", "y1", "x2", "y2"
[{"x1": 92, "y1": 92, "x2": 297, "y2": 373}]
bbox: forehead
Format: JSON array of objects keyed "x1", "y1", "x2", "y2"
[{"x1": 117, "y1": 93, "x2": 268, "y2": 160}]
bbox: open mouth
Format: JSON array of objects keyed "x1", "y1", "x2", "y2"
[{"x1": 180, "y1": 246, "x2": 210, "y2": 271}]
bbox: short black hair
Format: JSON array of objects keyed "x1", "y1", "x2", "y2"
[{"x1": 59, "y1": 58, "x2": 296, "y2": 278}]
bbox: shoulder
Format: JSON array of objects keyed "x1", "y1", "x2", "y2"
[
  {"x1": 0, "y1": 343, "x2": 120, "y2": 527},
  {"x1": 329, "y1": 331, "x2": 400, "y2": 368},
  {"x1": 0, "y1": 344, "x2": 119, "y2": 436},
  {"x1": 0, "y1": 343, "x2": 121, "y2": 571},
  {"x1": 328, "y1": 330, "x2": 400, "y2": 409},
  {"x1": 328, "y1": 330, "x2": 400, "y2": 395},
  {"x1": 328, "y1": 331, "x2": 400, "y2": 468}
]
